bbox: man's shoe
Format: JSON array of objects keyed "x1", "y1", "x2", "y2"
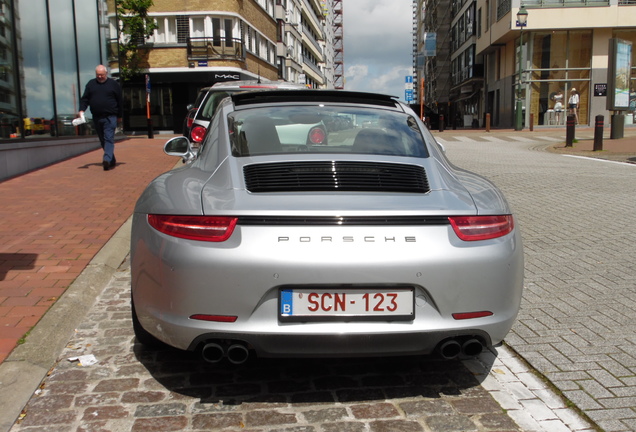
[
  {"x1": 103, "y1": 161, "x2": 110, "y2": 171},
  {"x1": 110, "y1": 157, "x2": 116, "y2": 168}
]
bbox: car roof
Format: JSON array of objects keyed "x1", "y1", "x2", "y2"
[{"x1": 231, "y1": 90, "x2": 401, "y2": 109}]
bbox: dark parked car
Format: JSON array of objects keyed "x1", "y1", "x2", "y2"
[{"x1": 183, "y1": 80, "x2": 307, "y2": 144}]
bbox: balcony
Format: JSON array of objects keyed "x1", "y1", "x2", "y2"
[
  {"x1": 522, "y1": 0, "x2": 609, "y2": 7},
  {"x1": 187, "y1": 37, "x2": 245, "y2": 62}
]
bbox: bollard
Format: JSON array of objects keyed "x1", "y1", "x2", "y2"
[
  {"x1": 565, "y1": 114, "x2": 575, "y2": 147},
  {"x1": 486, "y1": 113, "x2": 491, "y2": 132},
  {"x1": 593, "y1": 115, "x2": 604, "y2": 151},
  {"x1": 439, "y1": 115, "x2": 444, "y2": 132},
  {"x1": 529, "y1": 113, "x2": 534, "y2": 132}
]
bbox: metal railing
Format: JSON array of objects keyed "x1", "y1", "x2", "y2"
[
  {"x1": 522, "y1": 0, "x2": 610, "y2": 7},
  {"x1": 187, "y1": 37, "x2": 245, "y2": 61}
]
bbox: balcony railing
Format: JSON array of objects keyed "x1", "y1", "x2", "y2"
[
  {"x1": 522, "y1": 0, "x2": 610, "y2": 7},
  {"x1": 497, "y1": 0, "x2": 512, "y2": 21},
  {"x1": 187, "y1": 37, "x2": 245, "y2": 62}
]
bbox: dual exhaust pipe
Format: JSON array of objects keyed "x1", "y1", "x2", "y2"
[
  {"x1": 202, "y1": 338, "x2": 483, "y2": 363},
  {"x1": 437, "y1": 337, "x2": 484, "y2": 360},
  {"x1": 201, "y1": 341, "x2": 250, "y2": 365}
]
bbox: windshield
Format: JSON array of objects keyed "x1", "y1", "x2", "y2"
[{"x1": 227, "y1": 106, "x2": 428, "y2": 158}]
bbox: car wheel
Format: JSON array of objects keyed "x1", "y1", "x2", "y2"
[{"x1": 131, "y1": 299, "x2": 165, "y2": 348}]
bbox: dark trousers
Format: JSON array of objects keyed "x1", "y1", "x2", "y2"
[{"x1": 94, "y1": 115, "x2": 117, "y2": 162}]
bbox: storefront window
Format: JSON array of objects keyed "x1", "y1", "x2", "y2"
[
  {"x1": 19, "y1": 0, "x2": 55, "y2": 138},
  {"x1": 527, "y1": 30, "x2": 592, "y2": 127},
  {"x1": 123, "y1": 86, "x2": 174, "y2": 130},
  {"x1": 0, "y1": 1, "x2": 20, "y2": 139},
  {"x1": 51, "y1": 0, "x2": 80, "y2": 133},
  {"x1": 1, "y1": 0, "x2": 104, "y2": 141}
]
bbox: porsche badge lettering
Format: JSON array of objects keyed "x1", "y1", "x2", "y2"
[{"x1": 277, "y1": 236, "x2": 416, "y2": 243}]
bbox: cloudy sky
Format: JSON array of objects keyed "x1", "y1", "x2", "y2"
[{"x1": 342, "y1": 0, "x2": 413, "y2": 100}]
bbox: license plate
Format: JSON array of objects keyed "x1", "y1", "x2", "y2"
[{"x1": 280, "y1": 287, "x2": 414, "y2": 321}]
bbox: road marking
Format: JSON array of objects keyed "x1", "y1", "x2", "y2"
[{"x1": 563, "y1": 154, "x2": 636, "y2": 166}]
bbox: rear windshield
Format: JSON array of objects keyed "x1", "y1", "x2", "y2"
[{"x1": 227, "y1": 106, "x2": 428, "y2": 158}]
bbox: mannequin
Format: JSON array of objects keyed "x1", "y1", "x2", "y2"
[
  {"x1": 552, "y1": 90, "x2": 564, "y2": 124},
  {"x1": 568, "y1": 88, "x2": 579, "y2": 124}
]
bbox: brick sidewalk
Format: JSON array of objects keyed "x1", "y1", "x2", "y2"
[{"x1": 0, "y1": 137, "x2": 178, "y2": 363}]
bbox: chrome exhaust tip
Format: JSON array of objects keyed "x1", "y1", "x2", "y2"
[
  {"x1": 438, "y1": 339, "x2": 462, "y2": 360},
  {"x1": 461, "y1": 338, "x2": 484, "y2": 357},
  {"x1": 201, "y1": 342, "x2": 225, "y2": 363},
  {"x1": 226, "y1": 343, "x2": 250, "y2": 365}
]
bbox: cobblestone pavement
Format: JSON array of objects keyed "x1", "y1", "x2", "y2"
[
  {"x1": 9, "y1": 256, "x2": 593, "y2": 432},
  {"x1": 435, "y1": 131, "x2": 636, "y2": 432}
]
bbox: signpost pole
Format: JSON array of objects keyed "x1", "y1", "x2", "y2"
[{"x1": 146, "y1": 74, "x2": 154, "y2": 139}]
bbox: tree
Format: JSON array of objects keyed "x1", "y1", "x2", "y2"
[{"x1": 116, "y1": 0, "x2": 157, "y2": 81}]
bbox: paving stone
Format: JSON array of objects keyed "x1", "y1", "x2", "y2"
[
  {"x1": 425, "y1": 415, "x2": 478, "y2": 432},
  {"x1": 131, "y1": 416, "x2": 188, "y2": 432},
  {"x1": 369, "y1": 419, "x2": 425, "y2": 432}
]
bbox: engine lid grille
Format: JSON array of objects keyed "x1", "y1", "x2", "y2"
[{"x1": 244, "y1": 161, "x2": 430, "y2": 193}]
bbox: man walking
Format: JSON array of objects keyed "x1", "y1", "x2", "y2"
[{"x1": 79, "y1": 65, "x2": 123, "y2": 171}]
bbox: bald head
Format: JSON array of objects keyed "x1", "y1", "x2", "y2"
[{"x1": 95, "y1": 65, "x2": 108, "y2": 83}]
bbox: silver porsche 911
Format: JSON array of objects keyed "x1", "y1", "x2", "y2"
[{"x1": 131, "y1": 90, "x2": 524, "y2": 364}]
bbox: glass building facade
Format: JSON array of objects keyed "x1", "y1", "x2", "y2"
[
  {"x1": 526, "y1": 29, "x2": 635, "y2": 127},
  {"x1": 0, "y1": 0, "x2": 106, "y2": 141}
]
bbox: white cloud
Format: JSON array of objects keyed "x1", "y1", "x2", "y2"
[{"x1": 343, "y1": 0, "x2": 413, "y2": 99}]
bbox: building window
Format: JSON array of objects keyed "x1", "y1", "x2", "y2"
[
  {"x1": 224, "y1": 19, "x2": 233, "y2": 47},
  {"x1": 176, "y1": 16, "x2": 189, "y2": 43}
]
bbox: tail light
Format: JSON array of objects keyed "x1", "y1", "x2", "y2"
[
  {"x1": 190, "y1": 126, "x2": 207, "y2": 143},
  {"x1": 148, "y1": 215, "x2": 237, "y2": 242},
  {"x1": 448, "y1": 215, "x2": 514, "y2": 241},
  {"x1": 307, "y1": 126, "x2": 327, "y2": 145}
]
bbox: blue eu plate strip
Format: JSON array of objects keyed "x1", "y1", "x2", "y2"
[{"x1": 280, "y1": 289, "x2": 293, "y2": 316}]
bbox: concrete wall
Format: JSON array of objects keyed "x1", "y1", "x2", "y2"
[{"x1": 0, "y1": 138, "x2": 101, "y2": 182}]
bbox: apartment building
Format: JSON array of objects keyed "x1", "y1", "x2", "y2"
[
  {"x1": 415, "y1": 0, "x2": 635, "y2": 128},
  {"x1": 107, "y1": 0, "x2": 336, "y2": 133},
  {"x1": 413, "y1": 0, "x2": 454, "y2": 123}
]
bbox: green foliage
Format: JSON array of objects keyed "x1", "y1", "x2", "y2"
[{"x1": 116, "y1": 0, "x2": 157, "y2": 81}]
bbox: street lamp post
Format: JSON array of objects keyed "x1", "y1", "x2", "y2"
[{"x1": 515, "y1": 6, "x2": 528, "y2": 131}]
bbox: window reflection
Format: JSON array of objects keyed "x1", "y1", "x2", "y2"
[
  {"x1": 0, "y1": 0, "x2": 20, "y2": 139},
  {"x1": 1, "y1": 0, "x2": 104, "y2": 140},
  {"x1": 20, "y1": 0, "x2": 54, "y2": 137}
]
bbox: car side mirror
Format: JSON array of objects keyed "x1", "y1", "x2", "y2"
[{"x1": 164, "y1": 136, "x2": 196, "y2": 162}]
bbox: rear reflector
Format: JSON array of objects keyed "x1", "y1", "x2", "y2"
[
  {"x1": 448, "y1": 215, "x2": 514, "y2": 241},
  {"x1": 190, "y1": 314, "x2": 238, "y2": 323},
  {"x1": 148, "y1": 215, "x2": 238, "y2": 242},
  {"x1": 452, "y1": 311, "x2": 493, "y2": 320}
]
